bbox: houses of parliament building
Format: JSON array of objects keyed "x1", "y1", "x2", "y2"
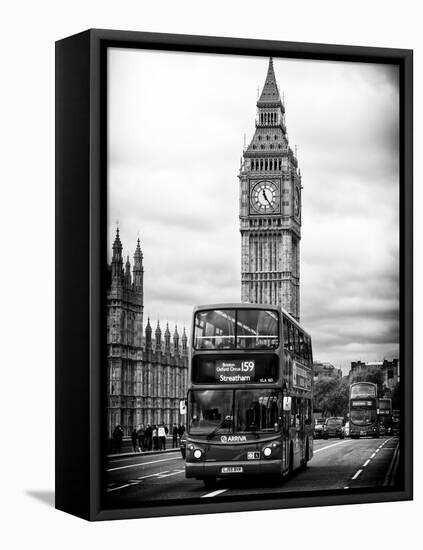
[{"x1": 107, "y1": 228, "x2": 188, "y2": 436}]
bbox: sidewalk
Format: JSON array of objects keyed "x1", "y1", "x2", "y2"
[{"x1": 107, "y1": 436, "x2": 181, "y2": 459}]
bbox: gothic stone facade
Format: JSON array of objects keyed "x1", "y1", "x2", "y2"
[
  {"x1": 348, "y1": 359, "x2": 399, "y2": 396},
  {"x1": 239, "y1": 58, "x2": 301, "y2": 320},
  {"x1": 107, "y1": 229, "x2": 188, "y2": 436}
]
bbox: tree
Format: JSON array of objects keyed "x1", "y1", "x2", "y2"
[{"x1": 313, "y1": 376, "x2": 350, "y2": 418}]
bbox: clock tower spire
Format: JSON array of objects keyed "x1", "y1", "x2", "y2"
[{"x1": 239, "y1": 58, "x2": 302, "y2": 320}]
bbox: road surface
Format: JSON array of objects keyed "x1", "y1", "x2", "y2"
[{"x1": 105, "y1": 436, "x2": 399, "y2": 507}]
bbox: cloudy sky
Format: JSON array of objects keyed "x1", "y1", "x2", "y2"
[{"x1": 108, "y1": 48, "x2": 399, "y2": 373}]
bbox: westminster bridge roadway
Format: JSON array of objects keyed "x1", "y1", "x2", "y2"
[{"x1": 105, "y1": 436, "x2": 400, "y2": 507}]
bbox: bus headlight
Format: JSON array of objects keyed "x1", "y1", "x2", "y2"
[
  {"x1": 193, "y1": 449, "x2": 203, "y2": 460},
  {"x1": 263, "y1": 447, "x2": 272, "y2": 458}
]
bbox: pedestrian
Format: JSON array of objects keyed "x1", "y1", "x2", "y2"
[
  {"x1": 131, "y1": 426, "x2": 139, "y2": 453},
  {"x1": 158, "y1": 423, "x2": 166, "y2": 450},
  {"x1": 112, "y1": 425, "x2": 124, "y2": 453},
  {"x1": 144, "y1": 424, "x2": 152, "y2": 451},
  {"x1": 178, "y1": 424, "x2": 185, "y2": 444},
  {"x1": 172, "y1": 425, "x2": 178, "y2": 448},
  {"x1": 152, "y1": 425, "x2": 159, "y2": 450},
  {"x1": 137, "y1": 423, "x2": 145, "y2": 451}
]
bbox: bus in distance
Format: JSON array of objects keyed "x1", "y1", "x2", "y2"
[
  {"x1": 349, "y1": 382, "x2": 379, "y2": 439},
  {"x1": 378, "y1": 398, "x2": 392, "y2": 435},
  {"x1": 184, "y1": 303, "x2": 314, "y2": 487}
]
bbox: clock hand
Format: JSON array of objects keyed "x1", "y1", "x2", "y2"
[{"x1": 262, "y1": 189, "x2": 273, "y2": 208}]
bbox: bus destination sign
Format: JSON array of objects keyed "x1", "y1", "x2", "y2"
[
  {"x1": 351, "y1": 400, "x2": 374, "y2": 407},
  {"x1": 216, "y1": 359, "x2": 256, "y2": 383},
  {"x1": 192, "y1": 354, "x2": 278, "y2": 384}
]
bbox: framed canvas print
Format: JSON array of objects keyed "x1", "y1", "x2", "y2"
[{"x1": 55, "y1": 29, "x2": 413, "y2": 521}]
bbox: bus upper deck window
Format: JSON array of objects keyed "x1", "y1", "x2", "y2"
[
  {"x1": 194, "y1": 310, "x2": 236, "y2": 349},
  {"x1": 236, "y1": 309, "x2": 278, "y2": 349}
]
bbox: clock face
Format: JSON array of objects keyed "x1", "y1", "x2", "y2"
[
  {"x1": 294, "y1": 187, "x2": 300, "y2": 217},
  {"x1": 251, "y1": 180, "x2": 280, "y2": 214}
]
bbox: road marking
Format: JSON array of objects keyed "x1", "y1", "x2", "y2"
[
  {"x1": 136, "y1": 471, "x2": 169, "y2": 480},
  {"x1": 375, "y1": 449, "x2": 380, "y2": 453},
  {"x1": 363, "y1": 459, "x2": 370, "y2": 467},
  {"x1": 370, "y1": 453, "x2": 376, "y2": 459},
  {"x1": 344, "y1": 486, "x2": 349, "y2": 489},
  {"x1": 156, "y1": 470, "x2": 185, "y2": 479},
  {"x1": 352, "y1": 469, "x2": 363, "y2": 480},
  {"x1": 106, "y1": 470, "x2": 173, "y2": 492},
  {"x1": 107, "y1": 483, "x2": 131, "y2": 492},
  {"x1": 201, "y1": 489, "x2": 228, "y2": 498},
  {"x1": 107, "y1": 456, "x2": 181, "y2": 472},
  {"x1": 314, "y1": 440, "x2": 347, "y2": 453}
]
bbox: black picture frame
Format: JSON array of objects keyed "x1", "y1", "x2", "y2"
[{"x1": 55, "y1": 29, "x2": 413, "y2": 521}]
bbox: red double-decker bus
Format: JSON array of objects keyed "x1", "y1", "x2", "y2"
[
  {"x1": 349, "y1": 382, "x2": 379, "y2": 439},
  {"x1": 183, "y1": 303, "x2": 314, "y2": 487}
]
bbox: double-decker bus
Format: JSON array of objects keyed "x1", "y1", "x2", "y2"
[
  {"x1": 184, "y1": 303, "x2": 314, "y2": 487},
  {"x1": 349, "y1": 382, "x2": 379, "y2": 439},
  {"x1": 378, "y1": 398, "x2": 392, "y2": 435}
]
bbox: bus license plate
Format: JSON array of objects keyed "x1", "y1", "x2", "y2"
[
  {"x1": 221, "y1": 466, "x2": 243, "y2": 474},
  {"x1": 360, "y1": 431, "x2": 366, "y2": 435}
]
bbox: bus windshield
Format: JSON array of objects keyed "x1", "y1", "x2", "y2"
[
  {"x1": 350, "y1": 409, "x2": 377, "y2": 426},
  {"x1": 350, "y1": 384, "x2": 376, "y2": 398},
  {"x1": 188, "y1": 389, "x2": 282, "y2": 436},
  {"x1": 194, "y1": 309, "x2": 279, "y2": 350}
]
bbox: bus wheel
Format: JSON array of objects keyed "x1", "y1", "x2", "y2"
[
  {"x1": 287, "y1": 446, "x2": 294, "y2": 478},
  {"x1": 301, "y1": 442, "x2": 309, "y2": 470},
  {"x1": 203, "y1": 477, "x2": 217, "y2": 489}
]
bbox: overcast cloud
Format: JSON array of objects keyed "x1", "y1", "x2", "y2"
[{"x1": 108, "y1": 49, "x2": 399, "y2": 373}]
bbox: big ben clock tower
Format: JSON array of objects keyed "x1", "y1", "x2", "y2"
[{"x1": 239, "y1": 58, "x2": 302, "y2": 320}]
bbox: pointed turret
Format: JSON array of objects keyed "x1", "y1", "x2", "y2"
[
  {"x1": 133, "y1": 237, "x2": 144, "y2": 289},
  {"x1": 182, "y1": 327, "x2": 188, "y2": 354},
  {"x1": 145, "y1": 317, "x2": 152, "y2": 349},
  {"x1": 155, "y1": 321, "x2": 162, "y2": 352},
  {"x1": 173, "y1": 325, "x2": 180, "y2": 355},
  {"x1": 257, "y1": 58, "x2": 283, "y2": 108},
  {"x1": 124, "y1": 255, "x2": 132, "y2": 287},
  {"x1": 111, "y1": 227, "x2": 123, "y2": 280},
  {"x1": 164, "y1": 322, "x2": 171, "y2": 353}
]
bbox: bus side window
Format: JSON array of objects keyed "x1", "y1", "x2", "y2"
[
  {"x1": 305, "y1": 399, "x2": 312, "y2": 424},
  {"x1": 296, "y1": 399, "x2": 301, "y2": 428},
  {"x1": 290, "y1": 398, "x2": 296, "y2": 427},
  {"x1": 294, "y1": 328, "x2": 300, "y2": 357},
  {"x1": 299, "y1": 331, "x2": 304, "y2": 360},
  {"x1": 283, "y1": 318, "x2": 289, "y2": 349},
  {"x1": 288, "y1": 323, "x2": 294, "y2": 352}
]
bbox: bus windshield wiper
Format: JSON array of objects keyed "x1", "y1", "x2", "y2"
[{"x1": 206, "y1": 424, "x2": 224, "y2": 439}]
